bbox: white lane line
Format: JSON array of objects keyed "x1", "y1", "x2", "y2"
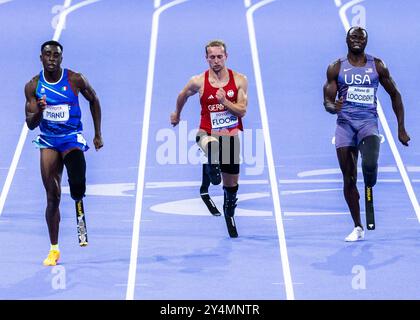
[
  {"x1": 284, "y1": 211, "x2": 365, "y2": 217},
  {"x1": 244, "y1": 0, "x2": 252, "y2": 8},
  {"x1": 298, "y1": 166, "x2": 400, "y2": 177},
  {"x1": 116, "y1": 283, "x2": 149, "y2": 287},
  {"x1": 336, "y1": 1, "x2": 420, "y2": 223},
  {"x1": 279, "y1": 179, "x2": 402, "y2": 183},
  {"x1": 281, "y1": 188, "x2": 341, "y2": 195},
  {"x1": 53, "y1": 0, "x2": 102, "y2": 40},
  {"x1": 376, "y1": 102, "x2": 420, "y2": 222},
  {"x1": 246, "y1": 0, "x2": 294, "y2": 300},
  {"x1": 144, "y1": 178, "x2": 405, "y2": 189},
  {"x1": 52, "y1": 0, "x2": 72, "y2": 41},
  {"x1": 126, "y1": 0, "x2": 189, "y2": 301},
  {"x1": 0, "y1": 122, "x2": 30, "y2": 217},
  {"x1": 0, "y1": 0, "x2": 73, "y2": 217},
  {"x1": 146, "y1": 179, "x2": 268, "y2": 188}
]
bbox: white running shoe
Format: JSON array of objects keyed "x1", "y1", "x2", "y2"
[{"x1": 345, "y1": 226, "x2": 365, "y2": 242}]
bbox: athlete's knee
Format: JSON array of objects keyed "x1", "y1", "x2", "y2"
[
  {"x1": 196, "y1": 134, "x2": 220, "y2": 164},
  {"x1": 63, "y1": 149, "x2": 86, "y2": 201},
  {"x1": 343, "y1": 174, "x2": 357, "y2": 189},
  {"x1": 46, "y1": 190, "x2": 61, "y2": 210}
]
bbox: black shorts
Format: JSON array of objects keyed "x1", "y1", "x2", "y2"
[{"x1": 196, "y1": 132, "x2": 240, "y2": 175}]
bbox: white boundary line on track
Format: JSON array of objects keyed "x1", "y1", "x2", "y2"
[
  {"x1": 126, "y1": 0, "x2": 189, "y2": 301},
  {"x1": 0, "y1": 0, "x2": 74, "y2": 216},
  {"x1": 53, "y1": 0, "x2": 101, "y2": 40},
  {"x1": 144, "y1": 178, "x2": 408, "y2": 188},
  {"x1": 335, "y1": 0, "x2": 420, "y2": 223},
  {"x1": 245, "y1": 0, "x2": 294, "y2": 300}
]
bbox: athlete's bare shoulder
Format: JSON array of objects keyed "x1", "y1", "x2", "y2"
[
  {"x1": 192, "y1": 72, "x2": 205, "y2": 85},
  {"x1": 68, "y1": 69, "x2": 94, "y2": 94},
  {"x1": 188, "y1": 72, "x2": 205, "y2": 91},
  {"x1": 328, "y1": 59, "x2": 341, "y2": 70},
  {"x1": 25, "y1": 75, "x2": 40, "y2": 95},
  {"x1": 326, "y1": 59, "x2": 341, "y2": 80},
  {"x1": 373, "y1": 57, "x2": 387, "y2": 73},
  {"x1": 67, "y1": 69, "x2": 84, "y2": 85},
  {"x1": 232, "y1": 70, "x2": 247, "y2": 80},
  {"x1": 231, "y1": 70, "x2": 248, "y2": 87}
]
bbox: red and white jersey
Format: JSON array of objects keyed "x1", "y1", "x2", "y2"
[{"x1": 199, "y1": 69, "x2": 243, "y2": 135}]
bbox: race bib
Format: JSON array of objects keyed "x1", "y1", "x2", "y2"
[
  {"x1": 43, "y1": 104, "x2": 70, "y2": 122},
  {"x1": 210, "y1": 110, "x2": 238, "y2": 129},
  {"x1": 346, "y1": 86, "x2": 375, "y2": 105}
]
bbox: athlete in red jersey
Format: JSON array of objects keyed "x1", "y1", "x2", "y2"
[{"x1": 171, "y1": 40, "x2": 248, "y2": 237}]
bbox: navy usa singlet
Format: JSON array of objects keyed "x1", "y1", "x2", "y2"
[{"x1": 334, "y1": 54, "x2": 380, "y2": 148}]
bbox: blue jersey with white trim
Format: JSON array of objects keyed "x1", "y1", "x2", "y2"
[
  {"x1": 337, "y1": 54, "x2": 379, "y2": 121},
  {"x1": 36, "y1": 68, "x2": 83, "y2": 136}
]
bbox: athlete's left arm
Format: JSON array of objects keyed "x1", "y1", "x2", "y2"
[
  {"x1": 216, "y1": 73, "x2": 248, "y2": 118},
  {"x1": 73, "y1": 72, "x2": 104, "y2": 150},
  {"x1": 375, "y1": 58, "x2": 410, "y2": 146}
]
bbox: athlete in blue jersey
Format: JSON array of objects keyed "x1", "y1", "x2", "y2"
[
  {"x1": 25, "y1": 40, "x2": 103, "y2": 265},
  {"x1": 323, "y1": 27, "x2": 410, "y2": 241}
]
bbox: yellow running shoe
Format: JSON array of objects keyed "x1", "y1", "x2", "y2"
[{"x1": 43, "y1": 250, "x2": 60, "y2": 266}]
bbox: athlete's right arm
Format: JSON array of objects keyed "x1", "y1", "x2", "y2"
[
  {"x1": 25, "y1": 77, "x2": 46, "y2": 130},
  {"x1": 323, "y1": 60, "x2": 342, "y2": 114},
  {"x1": 171, "y1": 75, "x2": 202, "y2": 127}
]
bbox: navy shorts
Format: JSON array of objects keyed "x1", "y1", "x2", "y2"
[
  {"x1": 335, "y1": 118, "x2": 379, "y2": 148},
  {"x1": 33, "y1": 133, "x2": 89, "y2": 153},
  {"x1": 196, "y1": 131, "x2": 240, "y2": 175}
]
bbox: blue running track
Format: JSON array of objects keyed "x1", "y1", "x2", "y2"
[{"x1": 0, "y1": 0, "x2": 419, "y2": 300}]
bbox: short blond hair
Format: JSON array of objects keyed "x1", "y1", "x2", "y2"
[{"x1": 205, "y1": 40, "x2": 227, "y2": 56}]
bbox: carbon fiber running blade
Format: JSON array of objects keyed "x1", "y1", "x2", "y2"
[
  {"x1": 365, "y1": 186, "x2": 375, "y2": 230},
  {"x1": 200, "y1": 193, "x2": 221, "y2": 216},
  {"x1": 224, "y1": 215, "x2": 238, "y2": 238},
  {"x1": 76, "y1": 200, "x2": 88, "y2": 246}
]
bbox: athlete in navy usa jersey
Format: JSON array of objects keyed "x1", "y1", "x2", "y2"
[
  {"x1": 25, "y1": 40, "x2": 103, "y2": 265},
  {"x1": 323, "y1": 27, "x2": 410, "y2": 242}
]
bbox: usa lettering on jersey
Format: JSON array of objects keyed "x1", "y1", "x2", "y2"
[{"x1": 344, "y1": 73, "x2": 372, "y2": 85}]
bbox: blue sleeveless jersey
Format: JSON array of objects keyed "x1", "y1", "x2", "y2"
[
  {"x1": 35, "y1": 69, "x2": 82, "y2": 137},
  {"x1": 337, "y1": 54, "x2": 379, "y2": 122}
]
